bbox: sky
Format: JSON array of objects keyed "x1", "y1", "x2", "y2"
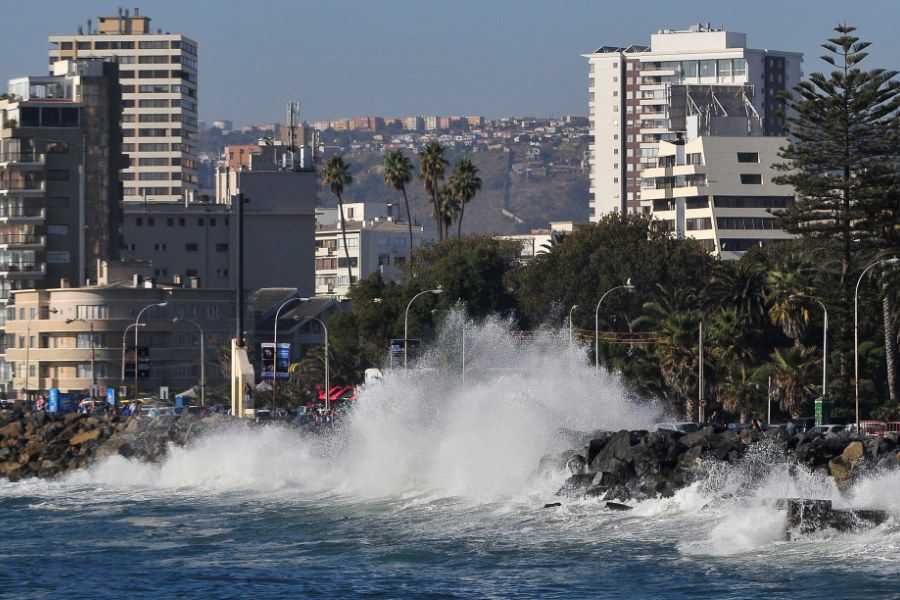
[{"x1": 1, "y1": 0, "x2": 897, "y2": 125}]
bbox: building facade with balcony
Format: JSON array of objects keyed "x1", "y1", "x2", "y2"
[
  {"x1": 315, "y1": 202, "x2": 425, "y2": 297},
  {"x1": 49, "y1": 9, "x2": 199, "y2": 203},
  {"x1": 641, "y1": 135, "x2": 794, "y2": 259},
  {"x1": 0, "y1": 59, "x2": 125, "y2": 393},
  {"x1": 4, "y1": 276, "x2": 234, "y2": 399},
  {"x1": 583, "y1": 24, "x2": 802, "y2": 220}
]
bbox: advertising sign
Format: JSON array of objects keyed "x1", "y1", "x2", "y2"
[
  {"x1": 260, "y1": 342, "x2": 291, "y2": 380},
  {"x1": 106, "y1": 387, "x2": 117, "y2": 407},
  {"x1": 389, "y1": 339, "x2": 421, "y2": 369},
  {"x1": 48, "y1": 388, "x2": 59, "y2": 413},
  {"x1": 124, "y1": 346, "x2": 150, "y2": 379}
]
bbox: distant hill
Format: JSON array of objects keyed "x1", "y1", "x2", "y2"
[{"x1": 196, "y1": 129, "x2": 590, "y2": 235}]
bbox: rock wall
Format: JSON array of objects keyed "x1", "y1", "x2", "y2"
[
  {"x1": 0, "y1": 409, "x2": 229, "y2": 482},
  {"x1": 558, "y1": 426, "x2": 900, "y2": 501}
]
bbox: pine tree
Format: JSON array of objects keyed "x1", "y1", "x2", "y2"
[{"x1": 774, "y1": 24, "x2": 900, "y2": 396}]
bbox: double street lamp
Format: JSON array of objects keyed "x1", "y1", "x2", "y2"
[
  {"x1": 790, "y1": 294, "x2": 828, "y2": 404},
  {"x1": 854, "y1": 256, "x2": 900, "y2": 430},
  {"x1": 132, "y1": 301, "x2": 167, "y2": 399},
  {"x1": 595, "y1": 279, "x2": 635, "y2": 370},
  {"x1": 173, "y1": 317, "x2": 206, "y2": 407},
  {"x1": 404, "y1": 286, "x2": 444, "y2": 371}
]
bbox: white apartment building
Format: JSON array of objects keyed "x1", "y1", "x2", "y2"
[
  {"x1": 584, "y1": 23, "x2": 801, "y2": 220},
  {"x1": 49, "y1": 9, "x2": 199, "y2": 202},
  {"x1": 315, "y1": 202, "x2": 424, "y2": 297},
  {"x1": 642, "y1": 136, "x2": 794, "y2": 260}
]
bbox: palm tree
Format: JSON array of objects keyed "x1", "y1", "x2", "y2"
[
  {"x1": 321, "y1": 155, "x2": 354, "y2": 287},
  {"x1": 632, "y1": 284, "x2": 699, "y2": 332},
  {"x1": 771, "y1": 346, "x2": 819, "y2": 418},
  {"x1": 718, "y1": 363, "x2": 766, "y2": 423},
  {"x1": 703, "y1": 261, "x2": 769, "y2": 326},
  {"x1": 656, "y1": 310, "x2": 701, "y2": 419},
  {"x1": 448, "y1": 156, "x2": 482, "y2": 238},
  {"x1": 767, "y1": 253, "x2": 816, "y2": 343},
  {"x1": 437, "y1": 185, "x2": 459, "y2": 237},
  {"x1": 418, "y1": 141, "x2": 448, "y2": 241},
  {"x1": 383, "y1": 149, "x2": 416, "y2": 262}
]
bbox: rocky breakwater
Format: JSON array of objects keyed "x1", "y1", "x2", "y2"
[
  {"x1": 558, "y1": 426, "x2": 900, "y2": 501},
  {"x1": 0, "y1": 409, "x2": 229, "y2": 482}
]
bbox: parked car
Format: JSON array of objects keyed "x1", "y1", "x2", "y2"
[
  {"x1": 728, "y1": 423, "x2": 751, "y2": 433},
  {"x1": 655, "y1": 422, "x2": 701, "y2": 433},
  {"x1": 807, "y1": 424, "x2": 845, "y2": 436},
  {"x1": 846, "y1": 421, "x2": 887, "y2": 436}
]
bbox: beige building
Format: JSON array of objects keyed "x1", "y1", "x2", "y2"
[
  {"x1": 5, "y1": 266, "x2": 233, "y2": 399},
  {"x1": 584, "y1": 24, "x2": 802, "y2": 220},
  {"x1": 641, "y1": 135, "x2": 794, "y2": 259},
  {"x1": 49, "y1": 9, "x2": 199, "y2": 202},
  {"x1": 315, "y1": 202, "x2": 425, "y2": 296}
]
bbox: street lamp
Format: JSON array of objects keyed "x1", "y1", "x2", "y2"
[
  {"x1": 294, "y1": 314, "x2": 329, "y2": 410},
  {"x1": 790, "y1": 294, "x2": 828, "y2": 405},
  {"x1": 173, "y1": 317, "x2": 206, "y2": 407},
  {"x1": 271, "y1": 296, "x2": 310, "y2": 410},
  {"x1": 595, "y1": 279, "x2": 635, "y2": 370},
  {"x1": 120, "y1": 323, "x2": 145, "y2": 389},
  {"x1": 133, "y1": 301, "x2": 167, "y2": 399},
  {"x1": 66, "y1": 318, "x2": 97, "y2": 398},
  {"x1": 404, "y1": 285, "x2": 444, "y2": 371},
  {"x1": 568, "y1": 304, "x2": 578, "y2": 345},
  {"x1": 854, "y1": 256, "x2": 900, "y2": 430}
]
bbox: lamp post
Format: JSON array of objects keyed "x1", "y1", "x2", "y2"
[
  {"x1": 271, "y1": 296, "x2": 309, "y2": 410},
  {"x1": 120, "y1": 322, "x2": 145, "y2": 389},
  {"x1": 854, "y1": 256, "x2": 900, "y2": 430},
  {"x1": 133, "y1": 301, "x2": 167, "y2": 399},
  {"x1": 595, "y1": 279, "x2": 635, "y2": 370},
  {"x1": 404, "y1": 286, "x2": 444, "y2": 371},
  {"x1": 568, "y1": 304, "x2": 578, "y2": 345},
  {"x1": 295, "y1": 315, "x2": 329, "y2": 410},
  {"x1": 790, "y1": 294, "x2": 828, "y2": 406},
  {"x1": 173, "y1": 317, "x2": 205, "y2": 406},
  {"x1": 66, "y1": 318, "x2": 96, "y2": 398}
]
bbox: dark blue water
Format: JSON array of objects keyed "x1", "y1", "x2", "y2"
[{"x1": 2, "y1": 468, "x2": 897, "y2": 599}]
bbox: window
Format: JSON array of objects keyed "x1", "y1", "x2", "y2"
[
  {"x1": 77, "y1": 333, "x2": 102, "y2": 348},
  {"x1": 139, "y1": 41, "x2": 169, "y2": 49},
  {"x1": 178, "y1": 217, "x2": 185, "y2": 226},
  {"x1": 740, "y1": 174, "x2": 763, "y2": 185},
  {"x1": 700, "y1": 60, "x2": 716, "y2": 77},
  {"x1": 154, "y1": 243, "x2": 167, "y2": 251},
  {"x1": 185, "y1": 243, "x2": 198, "y2": 252},
  {"x1": 717, "y1": 59, "x2": 732, "y2": 79},
  {"x1": 167, "y1": 218, "x2": 174, "y2": 226},
  {"x1": 215, "y1": 243, "x2": 228, "y2": 252},
  {"x1": 733, "y1": 58, "x2": 747, "y2": 77},
  {"x1": 737, "y1": 152, "x2": 759, "y2": 163},
  {"x1": 378, "y1": 254, "x2": 390, "y2": 266},
  {"x1": 46, "y1": 252, "x2": 70, "y2": 263},
  {"x1": 713, "y1": 195, "x2": 793, "y2": 209},
  {"x1": 686, "y1": 218, "x2": 712, "y2": 231},
  {"x1": 136, "y1": 217, "x2": 143, "y2": 226},
  {"x1": 148, "y1": 218, "x2": 155, "y2": 226},
  {"x1": 76, "y1": 305, "x2": 108, "y2": 319}
]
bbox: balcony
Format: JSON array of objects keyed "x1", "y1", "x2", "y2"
[
  {"x1": 0, "y1": 152, "x2": 45, "y2": 167},
  {"x1": 0, "y1": 234, "x2": 46, "y2": 249},
  {"x1": 0, "y1": 207, "x2": 45, "y2": 223},
  {"x1": 0, "y1": 262, "x2": 46, "y2": 277},
  {"x1": 0, "y1": 180, "x2": 45, "y2": 195}
]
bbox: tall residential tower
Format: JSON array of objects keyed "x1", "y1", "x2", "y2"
[
  {"x1": 49, "y1": 9, "x2": 198, "y2": 203},
  {"x1": 584, "y1": 24, "x2": 802, "y2": 220}
]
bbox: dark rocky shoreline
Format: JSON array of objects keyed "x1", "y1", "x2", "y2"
[
  {"x1": 0, "y1": 409, "x2": 233, "y2": 481},
  {"x1": 554, "y1": 426, "x2": 900, "y2": 500}
]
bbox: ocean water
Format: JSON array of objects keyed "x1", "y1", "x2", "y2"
[{"x1": 1, "y1": 315, "x2": 898, "y2": 599}]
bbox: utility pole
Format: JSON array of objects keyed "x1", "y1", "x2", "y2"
[
  {"x1": 698, "y1": 319, "x2": 704, "y2": 424},
  {"x1": 235, "y1": 191, "x2": 245, "y2": 347}
]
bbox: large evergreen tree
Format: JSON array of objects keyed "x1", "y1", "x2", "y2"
[{"x1": 774, "y1": 24, "x2": 899, "y2": 397}]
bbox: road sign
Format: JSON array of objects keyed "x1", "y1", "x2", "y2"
[{"x1": 389, "y1": 339, "x2": 421, "y2": 368}]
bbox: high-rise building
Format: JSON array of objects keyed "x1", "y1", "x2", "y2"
[
  {"x1": 583, "y1": 24, "x2": 802, "y2": 220},
  {"x1": 641, "y1": 136, "x2": 794, "y2": 259},
  {"x1": 49, "y1": 9, "x2": 199, "y2": 203},
  {"x1": 0, "y1": 58, "x2": 126, "y2": 394}
]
